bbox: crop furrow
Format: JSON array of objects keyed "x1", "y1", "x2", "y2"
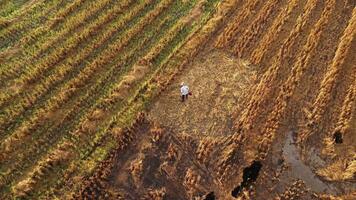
[
  {"x1": 0, "y1": 0, "x2": 77, "y2": 69},
  {"x1": 215, "y1": 0, "x2": 260, "y2": 48},
  {"x1": 233, "y1": 0, "x2": 286, "y2": 58},
  {"x1": 0, "y1": 0, "x2": 130, "y2": 126},
  {"x1": 250, "y1": 0, "x2": 305, "y2": 65},
  {"x1": 235, "y1": 0, "x2": 323, "y2": 132},
  {"x1": 0, "y1": 0, "x2": 69, "y2": 50},
  {"x1": 0, "y1": 0, "x2": 43, "y2": 23},
  {"x1": 20, "y1": 0, "x2": 220, "y2": 197},
  {"x1": 254, "y1": 0, "x2": 338, "y2": 158},
  {"x1": 0, "y1": 0, "x2": 184, "y2": 194},
  {"x1": 58, "y1": 1, "x2": 224, "y2": 197},
  {"x1": 331, "y1": 71, "x2": 356, "y2": 138},
  {"x1": 0, "y1": 0, "x2": 158, "y2": 155},
  {"x1": 0, "y1": 0, "x2": 156, "y2": 141},
  {"x1": 0, "y1": 0, "x2": 114, "y2": 86},
  {"x1": 0, "y1": 0, "x2": 31, "y2": 17},
  {"x1": 0, "y1": 0, "x2": 154, "y2": 156},
  {"x1": 300, "y1": 8, "x2": 356, "y2": 140},
  {"x1": 8, "y1": 0, "x2": 196, "y2": 197},
  {"x1": 0, "y1": 0, "x2": 134, "y2": 112}
]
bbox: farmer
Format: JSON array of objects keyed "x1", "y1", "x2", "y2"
[{"x1": 180, "y1": 82, "x2": 189, "y2": 102}]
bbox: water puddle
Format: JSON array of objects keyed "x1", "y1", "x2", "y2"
[
  {"x1": 282, "y1": 132, "x2": 338, "y2": 194},
  {"x1": 231, "y1": 160, "x2": 262, "y2": 198}
]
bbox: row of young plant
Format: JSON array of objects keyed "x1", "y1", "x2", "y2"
[
  {"x1": 0, "y1": 0, "x2": 135, "y2": 116},
  {"x1": 72, "y1": 5, "x2": 196, "y2": 162},
  {"x1": 0, "y1": 0, "x2": 82, "y2": 81},
  {"x1": 49, "y1": 0, "x2": 225, "y2": 198},
  {"x1": 2, "y1": 0, "x2": 222, "y2": 196},
  {"x1": 0, "y1": 15, "x2": 170, "y2": 193},
  {"x1": 0, "y1": 3, "x2": 164, "y2": 184},
  {"x1": 13, "y1": 0, "x2": 88, "y2": 57},
  {"x1": 0, "y1": 0, "x2": 168, "y2": 174},
  {"x1": 0, "y1": 0, "x2": 84, "y2": 50},
  {"x1": 0, "y1": 0, "x2": 70, "y2": 50},
  {"x1": 0, "y1": 0, "x2": 166, "y2": 168},
  {"x1": 0, "y1": 0, "x2": 180, "y2": 197},
  {"x1": 10, "y1": 0, "x2": 211, "y2": 197},
  {"x1": 0, "y1": 0, "x2": 31, "y2": 17},
  {"x1": 8, "y1": 0, "x2": 86, "y2": 54},
  {"x1": 0, "y1": 0, "x2": 66, "y2": 66},
  {"x1": 37, "y1": 0, "x2": 188, "y2": 166},
  {"x1": 0, "y1": 0, "x2": 44, "y2": 26},
  {"x1": 0, "y1": 0, "x2": 116, "y2": 87},
  {"x1": 8, "y1": 0, "x2": 196, "y2": 197},
  {"x1": 0, "y1": 0, "x2": 149, "y2": 138},
  {"x1": 73, "y1": 113, "x2": 151, "y2": 199}
]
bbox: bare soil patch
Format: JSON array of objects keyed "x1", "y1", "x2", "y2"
[{"x1": 148, "y1": 50, "x2": 257, "y2": 138}]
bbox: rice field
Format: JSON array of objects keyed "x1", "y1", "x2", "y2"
[{"x1": 0, "y1": 0, "x2": 355, "y2": 199}]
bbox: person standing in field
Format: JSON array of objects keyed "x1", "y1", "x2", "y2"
[{"x1": 180, "y1": 82, "x2": 189, "y2": 102}]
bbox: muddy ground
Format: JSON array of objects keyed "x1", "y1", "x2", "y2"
[
  {"x1": 77, "y1": 0, "x2": 356, "y2": 199},
  {"x1": 98, "y1": 47, "x2": 355, "y2": 199}
]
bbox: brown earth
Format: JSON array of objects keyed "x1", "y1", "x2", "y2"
[
  {"x1": 76, "y1": 0, "x2": 356, "y2": 199},
  {"x1": 149, "y1": 49, "x2": 257, "y2": 138}
]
